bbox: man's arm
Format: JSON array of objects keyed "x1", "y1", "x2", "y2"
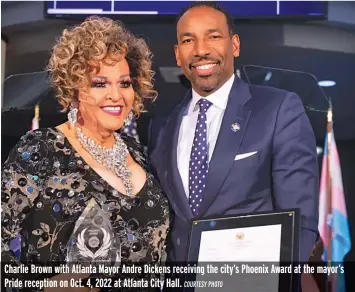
[
  {"x1": 272, "y1": 92, "x2": 319, "y2": 263},
  {"x1": 147, "y1": 115, "x2": 167, "y2": 158}
]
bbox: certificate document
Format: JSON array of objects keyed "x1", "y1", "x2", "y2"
[
  {"x1": 186, "y1": 210, "x2": 299, "y2": 292},
  {"x1": 195, "y1": 225, "x2": 282, "y2": 292},
  {"x1": 197, "y1": 224, "x2": 282, "y2": 262}
]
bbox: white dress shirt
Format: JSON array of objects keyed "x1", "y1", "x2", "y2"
[{"x1": 177, "y1": 74, "x2": 235, "y2": 198}]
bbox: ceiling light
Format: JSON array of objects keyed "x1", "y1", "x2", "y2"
[{"x1": 318, "y1": 80, "x2": 336, "y2": 87}]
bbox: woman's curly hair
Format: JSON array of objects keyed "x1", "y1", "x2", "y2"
[{"x1": 46, "y1": 16, "x2": 157, "y2": 116}]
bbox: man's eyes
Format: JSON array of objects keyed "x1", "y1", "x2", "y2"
[
  {"x1": 181, "y1": 35, "x2": 222, "y2": 44},
  {"x1": 182, "y1": 38, "x2": 193, "y2": 44}
]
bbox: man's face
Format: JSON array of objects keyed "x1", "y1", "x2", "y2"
[{"x1": 175, "y1": 6, "x2": 240, "y2": 96}]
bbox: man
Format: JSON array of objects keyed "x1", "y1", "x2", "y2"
[{"x1": 149, "y1": 1, "x2": 319, "y2": 264}]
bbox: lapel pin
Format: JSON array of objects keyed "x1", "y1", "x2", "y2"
[{"x1": 231, "y1": 123, "x2": 240, "y2": 132}]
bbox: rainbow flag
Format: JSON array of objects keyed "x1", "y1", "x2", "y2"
[{"x1": 318, "y1": 111, "x2": 351, "y2": 292}]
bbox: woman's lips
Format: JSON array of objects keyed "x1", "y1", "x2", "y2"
[{"x1": 101, "y1": 106, "x2": 123, "y2": 116}]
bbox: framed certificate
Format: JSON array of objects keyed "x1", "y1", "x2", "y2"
[{"x1": 185, "y1": 209, "x2": 300, "y2": 292}]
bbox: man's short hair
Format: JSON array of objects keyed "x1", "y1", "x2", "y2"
[{"x1": 176, "y1": 1, "x2": 235, "y2": 36}]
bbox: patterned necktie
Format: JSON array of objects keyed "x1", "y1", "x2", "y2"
[{"x1": 189, "y1": 98, "x2": 213, "y2": 216}]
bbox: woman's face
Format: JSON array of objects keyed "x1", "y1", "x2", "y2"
[{"x1": 78, "y1": 58, "x2": 135, "y2": 133}]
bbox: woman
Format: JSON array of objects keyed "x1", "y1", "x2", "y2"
[{"x1": 1, "y1": 16, "x2": 169, "y2": 291}]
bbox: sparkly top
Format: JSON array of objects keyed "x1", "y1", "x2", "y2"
[{"x1": 1, "y1": 128, "x2": 170, "y2": 291}]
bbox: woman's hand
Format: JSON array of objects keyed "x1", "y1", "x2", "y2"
[{"x1": 43, "y1": 272, "x2": 100, "y2": 292}]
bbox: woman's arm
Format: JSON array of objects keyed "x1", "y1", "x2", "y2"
[
  {"x1": 2, "y1": 132, "x2": 96, "y2": 292},
  {"x1": 1, "y1": 134, "x2": 40, "y2": 264}
]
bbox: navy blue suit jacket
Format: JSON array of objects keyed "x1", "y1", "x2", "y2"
[{"x1": 149, "y1": 77, "x2": 319, "y2": 263}]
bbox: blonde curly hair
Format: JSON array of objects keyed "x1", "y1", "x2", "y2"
[{"x1": 46, "y1": 16, "x2": 157, "y2": 116}]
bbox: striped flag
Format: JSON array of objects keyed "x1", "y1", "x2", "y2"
[{"x1": 318, "y1": 108, "x2": 351, "y2": 292}]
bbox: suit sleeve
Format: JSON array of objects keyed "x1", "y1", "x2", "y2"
[
  {"x1": 147, "y1": 115, "x2": 169, "y2": 159},
  {"x1": 147, "y1": 117, "x2": 156, "y2": 158},
  {"x1": 147, "y1": 115, "x2": 168, "y2": 181},
  {"x1": 272, "y1": 92, "x2": 319, "y2": 263}
]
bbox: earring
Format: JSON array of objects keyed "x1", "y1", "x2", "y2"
[
  {"x1": 68, "y1": 103, "x2": 78, "y2": 127},
  {"x1": 124, "y1": 111, "x2": 134, "y2": 126}
]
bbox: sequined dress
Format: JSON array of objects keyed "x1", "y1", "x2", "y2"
[{"x1": 1, "y1": 128, "x2": 170, "y2": 291}]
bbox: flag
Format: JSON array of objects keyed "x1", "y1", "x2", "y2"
[
  {"x1": 318, "y1": 108, "x2": 351, "y2": 292},
  {"x1": 31, "y1": 104, "x2": 40, "y2": 130}
]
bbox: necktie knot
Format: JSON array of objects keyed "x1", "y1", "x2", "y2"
[{"x1": 198, "y1": 99, "x2": 212, "y2": 112}]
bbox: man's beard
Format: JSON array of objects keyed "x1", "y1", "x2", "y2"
[{"x1": 193, "y1": 74, "x2": 220, "y2": 93}]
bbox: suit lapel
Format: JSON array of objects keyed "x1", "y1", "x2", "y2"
[
  {"x1": 199, "y1": 78, "x2": 252, "y2": 216},
  {"x1": 161, "y1": 91, "x2": 194, "y2": 220}
]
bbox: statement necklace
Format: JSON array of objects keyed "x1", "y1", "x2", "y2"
[{"x1": 76, "y1": 127, "x2": 133, "y2": 197}]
